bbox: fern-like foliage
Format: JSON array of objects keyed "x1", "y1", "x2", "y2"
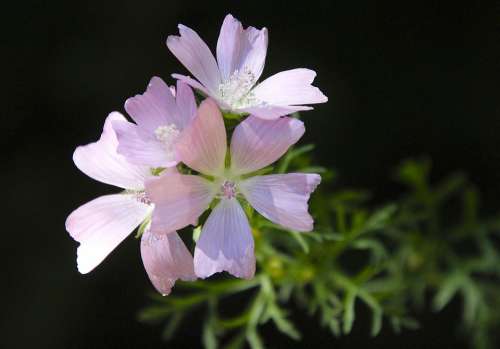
[{"x1": 139, "y1": 148, "x2": 500, "y2": 349}]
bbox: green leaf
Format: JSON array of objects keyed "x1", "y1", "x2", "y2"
[
  {"x1": 352, "y1": 239, "x2": 388, "y2": 263},
  {"x1": 297, "y1": 166, "x2": 329, "y2": 173},
  {"x1": 138, "y1": 305, "x2": 174, "y2": 322},
  {"x1": 218, "y1": 312, "x2": 250, "y2": 330},
  {"x1": 203, "y1": 322, "x2": 217, "y2": 349},
  {"x1": 396, "y1": 158, "x2": 431, "y2": 188},
  {"x1": 248, "y1": 294, "x2": 266, "y2": 327},
  {"x1": 223, "y1": 332, "x2": 246, "y2": 349},
  {"x1": 433, "y1": 272, "x2": 464, "y2": 311},
  {"x1": 400, "y1": 317, "x2": 420, "y2": 330},
  {"x1": 246, "y1": 329, "x2": 264, "y2": 349},
  {"x1": 278, "y1": 144, "x2": 315, "y2": 173},
  {"x1": 328, "y1": 318, "x2": 341, "y2": 336},
  {"x1": 162, "y1": 312, "x2": 185, "y2": 340},
  {"x1": 278, "y1": 284, "x2": 294, "y2": 302},
  {"x1": 391, "y1": 316, "x2": 419, "y2": 333},
  {"x1": 357, "y1": 290, "x2": 382, "y2": 336},
  {"x1": 361, "y1": 204, "x2": 397, "y2": 233},
  {"x1": 288, "y1": 230, "x2": 309, "y2": 253},
  {"x1": 342, "y1": 289, "x2": 356, "y2": 334},
  {"x1": 203, "y1": 298, "x2": 218, "y2": 349},
  {"x1": 434, "y1": 174, "x2": 466, "y2": 203},
  {"x1": 331, "y1": 190, "x2": 371, "y2": 207},
  {"x1": 462, "y1": 279, "x2": 483, "y2": 326},
  {"x1": 267, "y1": 304, "x2": 301, "y2": 340}
]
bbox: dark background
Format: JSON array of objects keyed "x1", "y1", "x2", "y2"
[{"x1": 3, "y1": 0, "x2": 499, "y2": 348}]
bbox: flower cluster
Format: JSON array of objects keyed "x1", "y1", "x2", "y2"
[{"x1": 65, "y1": 14, "x2": 327, "y2": 295}]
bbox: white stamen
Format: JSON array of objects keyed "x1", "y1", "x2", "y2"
[
  {"x1": 154, "y1": 124, "x2": 180, "y2": 161},
  {"x1": 218, "y1": 66, "x2": 260, "y2": 110},
  {"x1": 135, "y1": 191, "x2": 152, "y2": 205}
]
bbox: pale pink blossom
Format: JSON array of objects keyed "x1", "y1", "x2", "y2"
[
  {"x1": 166, "y1": 14, "x2": 327, "y2": 120},
  {"x1": 146, "y1": 99, "x2": 321, "y2": 279},
  {"x1": 113, "y1": 77, "x2": 197, "y2": 168},
  {"x1": 65, "y1": 112, "x2": 195, "y2": 295}
]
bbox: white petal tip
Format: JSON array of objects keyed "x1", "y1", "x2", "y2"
[
  {"x1": 318, "y1": 93, "x2": 328, "y2": 103},
  {"x1": 77, "y1": 263, "x2": 92, "y2": 275},
  {"x1": 166, "y1": 35, "x2": 179, "y2": 47},
  {"x1": 307, "y1": 174, "x2": 322, "y2": 191}
]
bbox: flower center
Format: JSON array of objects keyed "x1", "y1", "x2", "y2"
[
  {"x1": 154, "y1": 124, "x2": 180, "y2": 160},
  {"x1": 135, "y1": 191, "x2": 152, "y2": 205},
  {"x1": 218, "y1": 67, "x2": 259, "y2": 110},
  {"x1": 220, "y1": 180, "x2": 237, "y2": 199}
]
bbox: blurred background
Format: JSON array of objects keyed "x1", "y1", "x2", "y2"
[{"x1": 2, "y1": 0, "x2": 499, "y2": 348}]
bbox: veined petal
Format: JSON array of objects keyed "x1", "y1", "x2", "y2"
[
  {"x1": 167, "y1": 24, "x2": 221, "y2": 95},
  {"x1": 124, "y1": 76, "x2": 181, "y2": 132},
  {"x1": 113, "y1": 120, "x2": 178, "y2": 168},
  {"x1": 238, "y1": 25, "x2": 268, "y2": 82},
  {"x1": 172, "y1": 74, "x2": 212, "y2": 97},
  {"x1": 239, "y1": 173, "x2": 321, "y2": 232},
  {"x1": 251, "y1": 68, "x2": 327, "y2": 118},
  {"x1": 176, "y1": 98, "x2": 227, "y2": 176},
  {"x1": 73, "y1": 112, "x2": 150, "y2": 190},
  {"x1": 216, "y1": 14, "x2": 268, "y2": 83},
  {"x1": 216, "y1": 14, "x2": 243, "y2": 81},
  {"x1": 175, "y1": 80, "x2": 197, "y2": 129},
  {"x1": 141, "y1": 229, "x2": 196, "y2": 296},
  {"x1": 146, "y1": 173, "x2": 217, "y2": 234},
  {"x1": 194, "y1": 198, "x2": 255, "y2": 279},
  {"x1": 65, "y1": 194, "x2": 151, "y2": 274},
  {"x1": 230, "y1": 115, "x2": 304, "y2": 175}
]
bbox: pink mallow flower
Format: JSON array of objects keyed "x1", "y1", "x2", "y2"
[
  {"x1": 166, "y1": 14, "x2": 327, "y2": 120},
  {"x1": 145, "y1": 99, "x2": 321, "y2": 279},
  {"x1": 113, "y1": 77, "x2": 197, "y2": 168},
  {"x1": 65, "y1": 112, "x2": 196, "y2": 295}
]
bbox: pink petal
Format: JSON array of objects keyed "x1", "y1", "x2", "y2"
[
  {"x1": 239, "y1": 173, "x2": 321, "y2": 232},
  {"x1": 113, "y1": 119, "x2": 178, "y2": 168},
  {"x1": 216, "y1": 14, "x2": 243, "y2": 81},
  {"x1": 124, "y1": 76, "x2": 182, "y2": 132},
  {"x1": 175, "y1": 80, "x2": 197, "y2": 129},
  {"x1": 65, "y1": 194, "x2": 151, "y2": 273},
  {"x1": 73, "y1": 112, "x2": 150, "y2": 190},
  {"x1": 176, "y1": 98, "x2": 227, "y2": 176},
  {"x1": 167, "y1": 24, "x2": 221, "y2": 95},
  {"x1": 194, "y1": 198, "x2": 255, "y2": 279},
  {"x1": 251, "y1": 68, "x2": 328, "y2": 118},
  {"x1": 146, "y1": 173, "x2": 217, "y2": 234},
  {"x1": 141, "y1": 229, "x2": 196, "y2": 296},
  {"x1": 230, "y1": 115, "x2": 305, "y2": 175},
  {"x1": 216, "y1": 14, "x2": 268, "y2": 82},
  {"x1": 237, "y1": 24, "x2": 268, "y2": 82},
  {"x1": 172, "y1": 74, "x2": 211, "y2": 97}
]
